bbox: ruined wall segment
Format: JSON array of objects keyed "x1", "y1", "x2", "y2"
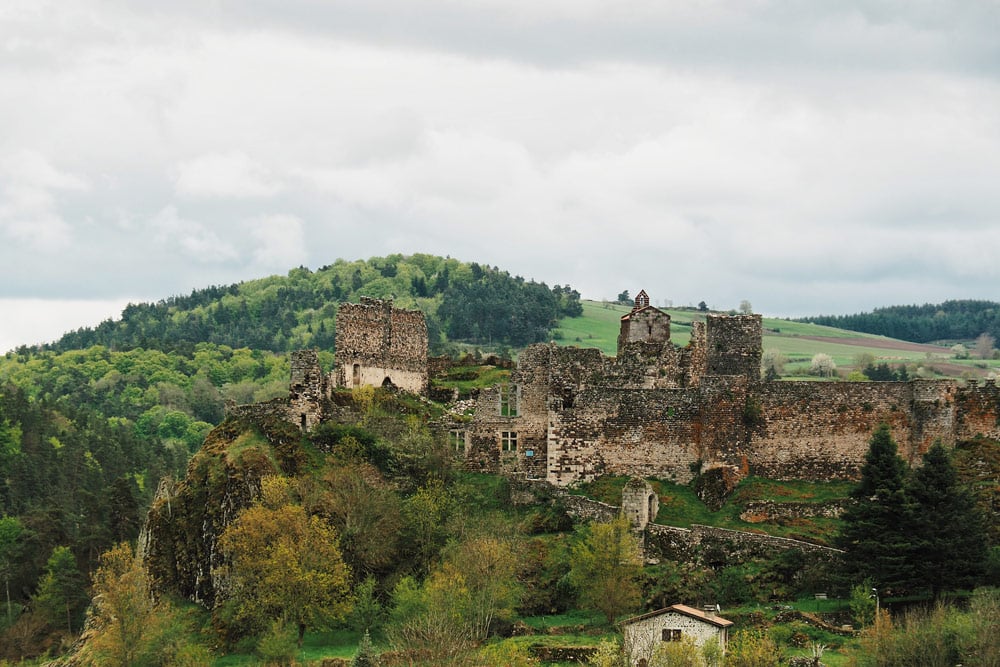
[
  {"x1": 957, "y1": 379, "x2": 1000, "y2": 440},
  {"x1": 706, "y1": 314, "x2": 762, "y2": 378},
  {"x1": 334, "y1": 297, "x2": 428, "y2": 394},
  {"x1": 289, "y1": 349, "x2": 327, "y2": 431}
]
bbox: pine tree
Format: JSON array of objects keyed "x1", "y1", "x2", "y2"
[
  {"x1": 837, "y1": 424, "x2": 915, "y2": 591},
  {"x1": 905, "y1": 441, "x2": 988, "y2": 598}
]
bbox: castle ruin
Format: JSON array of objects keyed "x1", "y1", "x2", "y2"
[
  {"x1": 461, "y1": 292, "x2": 1000, "y2": 486},
  {"x1": 230, "y1": 297, "x2": 428, "y2": 431},
  {"x1": 238, "y1": 292, "x2": 1000, "y2": 486}
]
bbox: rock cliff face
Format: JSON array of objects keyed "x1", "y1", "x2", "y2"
[{"x1": 141, "y1": 415, "x2": 306, "y2": 606}]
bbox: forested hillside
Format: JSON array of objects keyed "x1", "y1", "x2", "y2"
[
  {"x1": 0, "y1": 254, "x2": 584, "y2": 658},
  {"x1": 801, "y1": 300, "x2": 1000, "y2": 344},
  {"x1": 44, "y1": 255, "x2": 582, "y2": 355}
]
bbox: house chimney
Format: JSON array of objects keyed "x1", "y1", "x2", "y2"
[{"x1": 703, "y1": 604, "x2": 720, "y2": 618}]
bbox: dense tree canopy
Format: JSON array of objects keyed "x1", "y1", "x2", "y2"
[
  {"x1": 801, "y1": 299, "x2": 1000, "y2": 344},
  {"x1": 37, "y1": 255, "x2": 583, "y2": 355},
  {"x1": 837, "y1": 425, "x2": 915, "y2": 591},
  {"x1": 905, "y1": 442, "x2": 989, "y2": 598},
  {"x1": 217, "y1": 478, "x2": 353, "y2": 646}
]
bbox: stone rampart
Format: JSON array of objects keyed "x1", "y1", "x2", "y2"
[{"x1": 644, "y1": 523, "x2": 841, "y2": 564}]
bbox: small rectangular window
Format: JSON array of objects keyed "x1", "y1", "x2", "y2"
[
  {"x1": 662, "y1": 629, "x2": 682, "y2": 642},
  {"x1": 499, "y1": 384, "x2": 518, "y2": 417},
  {"x1": 501, "y1": 431, "x2": 518, "y2": 452},
  {"x1": 449, "y1": 429, "x2": 466, "y2": 452}
]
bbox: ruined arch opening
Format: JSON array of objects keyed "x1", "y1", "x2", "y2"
[{"x1": 352, "y1": 363, "x2": 361, "y2": 387}]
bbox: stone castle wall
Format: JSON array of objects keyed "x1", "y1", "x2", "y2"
[{"x1": 467, "y1": 302, "x2": 1000, "y2": 486}]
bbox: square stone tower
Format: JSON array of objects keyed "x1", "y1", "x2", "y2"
[{"x1": 334, "y1": 297, "x2": 428, "y2": 394}]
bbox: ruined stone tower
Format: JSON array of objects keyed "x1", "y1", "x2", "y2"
[
  {"x1": 334, "y1": 297, "x2": 428, "y2": 394},
  {"x1": 705, "y1": 314, "x2": 763, "y2": 378}
]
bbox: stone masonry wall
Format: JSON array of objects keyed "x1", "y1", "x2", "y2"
[
  {"x1": 957, "y1": 379, "x2": 1000, "y2": 440},
  {"x1": 547, "y1": 388, "x2": 703, "y2": 486},
  {"x1": 618, "y1": 306, "x2": 671, "y2": 353},
  {"x1": 706, "y1": 314, "x2": 762, "y2": 378},
  {"x1": 334, "y1": 297, "x2": 428, "y2": 394},
  {"x1": 749, "y1": 381, "x2": 956, "y2": 479},
  {"x1": 289, "y1": 349, "x2": 327, "y2": 431}
]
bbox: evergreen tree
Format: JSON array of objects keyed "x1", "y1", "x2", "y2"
[
  {"x1": 837, "y1": 424, "x2": 915, "y2": 591},
  {"x1": 905, "y1": 441, "x2": 988, "y2": 598},
  {"x1": 34, "y1": 545, "x2": 86, "y2": 634}
]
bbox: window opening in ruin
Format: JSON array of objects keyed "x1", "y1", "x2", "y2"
[
  {"x1": 638, "y1": 660, "x2": 648, "y2": 667},
  {"x1": 300, "y1": 413, "x2": 307, "y2": 430},
  {"x1": 662, "y1": 629, "x2": 682, "y2": 642},
  {"x1": 449, "y1": 429, "x2": 466, "y2": 453},
  {"x1": 352, "y1": 363, "x2": 361, "y2": 387},
  {"x1": 648, "y1": 494, "x2": 656, "y2": 522},
  {"x1": 382, "y1": 376, "x2": 394, "y2": 388},
  {"x1": 499, "y1": 384, "x2": 518, "y2": 416},
  {"x1": 501, "y1": 431, "x2": 518, "y2": 452}
]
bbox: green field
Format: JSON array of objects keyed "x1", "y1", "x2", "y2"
[{"x1": 551, "y1": 301, "x2": 978, "y2": 378}]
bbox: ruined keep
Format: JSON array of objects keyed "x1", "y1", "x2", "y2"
[
  {"x1": 462, "y1": 292, "x2": 1000, "y2": 486},
  {"x1": 334, "y1": 297, "x2": 428, "y2": 394}
]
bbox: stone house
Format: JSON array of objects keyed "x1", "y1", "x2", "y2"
[{"x1": 620, "y1": 604, "x2": 733, "y2": 666}]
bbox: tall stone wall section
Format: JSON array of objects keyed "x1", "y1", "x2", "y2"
[
  {"x1": 750, "y1": 380, "x2": 960, "y2": 479},
  {"x1": 334, "y1": 297, "x2": 428, "y2": 394},
  {"x1": 957, "y1": 380, "x2": 1000, "y2": 440},
  {"x1": 289, "y1": 349, "x2": 327, "y2": 431},
  {"x1": 705, "y1": 314, "x2": 762, "y2": 378},
  {"x1": 547, "y1": 387, "x2": 704, "y2": 485}
]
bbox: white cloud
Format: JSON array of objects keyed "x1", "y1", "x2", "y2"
[
  {"x1": 149, "y1": 206, "x2": 239, "y2": 263},
  {"x1": 0, "y1": 297, "x2": 139, "y2": 353},
  {"x1": 0, "y1": 0, "x2": 998, "y2": 329},
  {"x1": 174, "y1": 152, "x2": 282, "y2": 199},
  {"x1": 249, "y1": 214, "x2": 307, "y2": 268},
  {"x1": 0, "y1": 151, "x2": 86, "y2": 251}
]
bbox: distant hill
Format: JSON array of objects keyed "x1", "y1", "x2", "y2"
[
  {"x1": 798, "y1": 300, "x2": 1000, "y2": 344},
  {"x1": 44, "y1": 255, "x2": 583, "y2": 355}
]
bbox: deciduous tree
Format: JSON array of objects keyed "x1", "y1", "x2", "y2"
[
  {"x1": 975, "y1": 332, "x2": 996, "y2": 360},
  {"x1": 568, "y1": 515, "x2": 643, "y2": 624},
  {"x1": 77, "y1": 542, "x2": 211, "y2": 666},
  {"x1": 217, "y1": 478, "x2": 353, "y2": 646}
]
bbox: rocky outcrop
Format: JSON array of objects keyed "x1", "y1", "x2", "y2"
[{"x1": 142, "y1": 415, "x2": 305, "y2": 606}]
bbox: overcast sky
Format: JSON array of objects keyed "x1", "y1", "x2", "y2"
[{"x1": 2, "y1": 1, "x2": 999, "y2": 352}]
